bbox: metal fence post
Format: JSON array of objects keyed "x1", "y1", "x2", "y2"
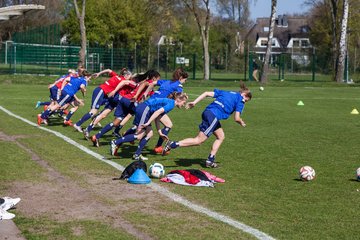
[{"x1": 192, "y1": 53, "x2": 196, "y2": 80}]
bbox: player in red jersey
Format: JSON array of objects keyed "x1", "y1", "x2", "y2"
[{"x1": 73, "y1": 68, "x2": 132, "y2": 132}]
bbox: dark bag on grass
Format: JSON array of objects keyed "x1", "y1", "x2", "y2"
[{"x1": 120, "y1": 161, "x2": 147, "y2": 180}]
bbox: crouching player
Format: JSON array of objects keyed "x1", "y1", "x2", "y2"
[
  {"x1": 110, "y1": 92, "x2": 188, "y2": 161},
  {"x1": 162, "y1": 82, "x2": 252, "y2": 168},
  {"x1": 37, "y1": 71, "x2": 91, "y2": 125}
]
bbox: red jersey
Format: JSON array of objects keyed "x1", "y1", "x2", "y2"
[
  {"x1": 99, "y1": 71, "x2": 124, "y2": 94},
  {"x1": 118, "y1": 80, "x2": 137, "y2": 97},
  {"x1": 123, "y1": 79, "x2": 155, "y2": 101},
  {"x1": 55, "y1": 75, "x2": 71, "y2": 89}
]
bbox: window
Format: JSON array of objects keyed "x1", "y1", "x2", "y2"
[
  {"x1": 261, "y1": 40, "x2": 267, "y2": 47},
  {"x1": 263, "y1": 27, "x2": 269, "y2": 32},
  {"x1": 301, "y1": 40, "x2": 309, "y2": 47},
  {"x1": 293, "y1": 40, "x2": 300, "y2": 47}
]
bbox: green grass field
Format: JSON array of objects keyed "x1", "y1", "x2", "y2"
[{"x1": 1, "y1": 76, "x2": 360, "y2": 239}]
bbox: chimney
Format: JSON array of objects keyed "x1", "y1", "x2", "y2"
[{"x1": 283, "y1": 15, "x2": 288, "y2": 26}]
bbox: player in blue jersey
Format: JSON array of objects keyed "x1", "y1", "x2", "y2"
[
  {"x1": 37, "y1": 71, "x2": 91, "y2": 125},
  {"x1": 140, "y1": 67, "x2": 189, "y2": 155},
  {"x1": 110, "y1": 92, "x2": 188, "y2": 161},
  {"x1": 162, "y1": 82, "x2": 252, "y2": 168}
]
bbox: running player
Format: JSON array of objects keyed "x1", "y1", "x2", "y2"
[
  {"x1": 162, "y1": 82, "x2": 252, "y2": 168},
  {"x1": 37, "y1": 70, "x2": 91, "y2": 125},
  {"x1": 72, "y1": 68, "x2": 132, "y2": 132},
  {"x1": 90, "y1": 70, "x2": 160, "y2": 147},
  {"x1": 110, "y1": 92, "x2": 188, "y2": 161},
  {"x1": 141, "y1": 67, "x2": 188, "y2": 154}
]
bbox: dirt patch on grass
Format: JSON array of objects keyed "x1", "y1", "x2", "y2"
[{"x1": 1, "y1": 131, "x2": 161, "y2": 239}]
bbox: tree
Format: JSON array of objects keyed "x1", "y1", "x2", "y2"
[
  {"x1": 260, "y1": 0, "x2": 276, "y2": 83},
  {"x1": 181, "y1": 0, "x2": 211, "y2": 80},
  {"x1": 335, "y1": 0, "x2": 349, "y2": 82},
  {"x1": 216, "y1": 0, "x2": 252, "y2": 27},
  {"x1": 73, "y1": 0, "x2": 87, "y2": 67}
]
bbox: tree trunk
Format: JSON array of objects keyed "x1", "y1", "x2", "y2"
[
  {"x1": 329, "y1": 0, "x2": 339, "y2": 80},
  {"x1": 260, "y1": 0, "x2": 276, "y2": 83},
  {"x1": 182, "y1": 0, "x2": 211, "y2": 80},
  {"x1": 202, "y1": 29, "x2": 210, "y2": 80},
  {"x1": 73, "y1": 0, "x2": 87, "y2": 68},
  {"x1": 335, "y1": 0, "x2": 349, "y2": 83}
]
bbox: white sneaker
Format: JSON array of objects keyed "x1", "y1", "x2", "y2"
[
  {"x1": 0, "y1": 197, "x2": 21, "y2": 211},
  {"x1": 110, "y1": 140, "x2": 118, "y2": 156},
  {"x1": 0, "y1": 208, "x2": 15, "y2": 220},
  {"x1": 73, "y1": 124, "x2": 82, "y2": 132},
  {"x1": 132, "y1": 154, "x2": 148, "y2": 161}
]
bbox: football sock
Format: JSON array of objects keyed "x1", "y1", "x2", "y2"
[
  {"x1": 170, "y1": 141, "x2": 179, "y2": 149},
  {"x1": 65, "y1": 111, "x2": 74, "y2": 121},
  {"x1": 114, "y1": 134, "x2": 137, "y2": 145},
  {"x1": 207, "y1": 154, "x2": 215, "y2": 162},
  {"x1": 123, "y1": 126, "x2": 137, "y2": 136},
  {"x1": 41, "y1": 109, "x2": 52, "y2": 119},
  {"x1": 76, "y1": 112, "x2": 93, "y2": 126},
  {"x1": 96, "y1": 122, "x2": 113, "y2": 139},
  {"x1": 135, "y1": 137, "x2": 150, "y2": 155},
  {"x1": 85, "y1": 123, "x2": 94, "y2": 133},
  {"x1": 113, "y1": 125, "x2": 123, "y2": 134},
  {"x1": 155, "y1": 127, "x2": 171, "y2": 147}
]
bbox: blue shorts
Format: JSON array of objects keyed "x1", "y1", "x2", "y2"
[
  {"x1": 91, "y1": 87, "x2": 107, "y2": 109},
  {"x1": 114, "y1": 97, "x2": 136, "y2": 119},
  {"x1": 199, "y1": 110, "x2": 221, "y2": 137},
  {"x1": 57, "y1": 91, "x2": 74, "y2": 107},
  {"x1": 49, "y1": 86, "x2": 60, "y2": 101},
  {"x1": 133, "y1": 102, "x2": 150, "y2": 127},
  {"x1": 103, "y1": 94, "x2": 120, "y2": 111}
]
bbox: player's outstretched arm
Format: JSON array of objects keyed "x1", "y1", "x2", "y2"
[{"x1": 234, "y1": 111, "x2": 246, "y2": 127}]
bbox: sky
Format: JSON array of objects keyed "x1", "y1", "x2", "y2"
[{"x1": 249, "y1": 0, "x2": 310, "y2": 20}]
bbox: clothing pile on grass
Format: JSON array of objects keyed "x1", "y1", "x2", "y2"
[
  {"x1": 117, "y1": 161, "x2": 225, "y2": 187},
  {"x1": 161, "y1": 169, "x2": 225, "y2": 187}
]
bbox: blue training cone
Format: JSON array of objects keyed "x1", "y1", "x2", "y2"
[{"x1": 128, "y1": 168, "x2": 151, "y2": 184}]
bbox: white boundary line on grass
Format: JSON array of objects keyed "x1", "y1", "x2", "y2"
[{"x1": 0, "y1": 105, "x2": 275, "y2": 240}]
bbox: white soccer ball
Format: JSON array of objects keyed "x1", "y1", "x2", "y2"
[
  {"x1": 149, "y1": 163, "x2": 165, "y2": 178},
  {"x1": 299, "y1": 166, "x2": 316, "y2": 181},
  {"x1": 259, "y1": 86, "x2": 264, "y2": 91},
  {"x1": 356, "y1": 167, "x2": 360, "y2": 181}
]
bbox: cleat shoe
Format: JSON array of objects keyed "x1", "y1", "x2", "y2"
[
  {"x1": 205, "y1": 160, "x2": 218, "y2": 168},
  {"x1": 0, "y1": 208, "x2": 15, "y2": 220},
  {"x1": 112, "y1": 131, "x2": 122, "y2": 138},
  {"x1": 162, "y1": 140, "x2": 172, "y2": 156},
  {"x1": 73, "y1": 124, "x2": 82, "y2": 132},
  {"x1": 154, "y1": 146, "x2": 163, "y2": 154},
  {"x1": 43, "y1": 118, "x2": 48, "y2": 125},
  {"x1": 83, "y1": 129, "x2": 90, "y2": 140},
  {"x1": 0, "y1": 197, "x2": 21, "y2": 211},
  {"x1": 37, "y1": 114, "x2": 42, "y2": 125},
  {"x1": 91, "y1": 135, "x2": 100, "y2": 147},
  {"x1": 132, "y1": 154, "x2": 148, "y2": 161},
  {"x1": 110, "y1": 140, "x2": 118, "y2": 156},
  {"x1": 35, "y1": 101, "x2": 41, "y2": 109},
  {"x1": 63, "y1": 120, "x2": 73, "y2": 126}
]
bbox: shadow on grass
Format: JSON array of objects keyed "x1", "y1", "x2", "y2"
[{"x1": 164, "y1": 158, "x2": 207, "y2": 168}]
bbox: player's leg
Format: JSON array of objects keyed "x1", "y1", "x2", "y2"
[{"x1": 153, "y1": 114, "x2": 173, "y2": 153}]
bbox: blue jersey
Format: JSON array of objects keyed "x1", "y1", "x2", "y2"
[
  {"x1": 205, "y1": 89, "x2": 245, "y2": 120},
  {"x1": 63, "y1": 76, "x2": 87, "y2": 96},
  {"x1": 145, "y1": 97, "x2": 175, "y2": 114},
  {"x1": 150, "y1": 79, "x2": 183, "y2": 99}
]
